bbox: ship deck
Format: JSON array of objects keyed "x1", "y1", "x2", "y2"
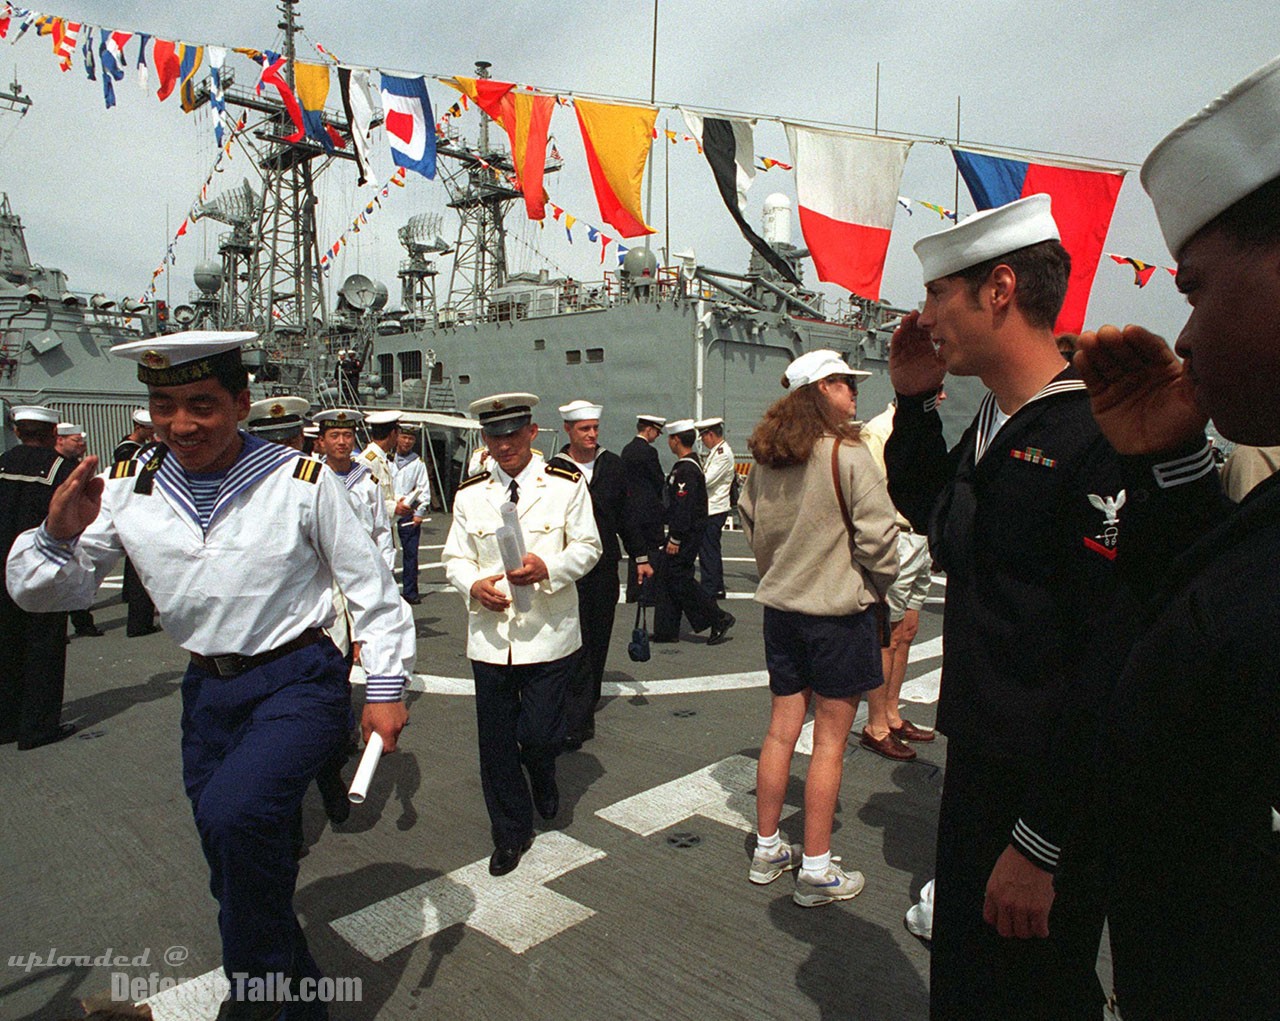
[{"x1": 0, "y1": 523, "x2": 1111, "y2": 1020}]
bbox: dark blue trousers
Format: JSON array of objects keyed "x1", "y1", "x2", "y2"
[
  {"x1": 698, "y1": 512, "x2": 729, "y2": 596},
  {"x1": 471, "y1": 653, "x2": 574, "y2": 847},
  {"x1": 398, "y1": 518, "x2": 421, "y2": 599},
  {"x1": 181, "y1": 640, "x2": 351, "y2": 1019}
]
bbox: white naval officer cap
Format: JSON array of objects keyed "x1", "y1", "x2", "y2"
[
  {"x1": 636, "y1": 413, "x2": 666, "y2": 429},
  {"x1": 302, "y1": 423, "x2": 320, "y2": 439},
  {"x1": 56, "y1": 423, "x2": 85, "y2": 437},
  {"x1": 913, "y1": 193, "x2": 1060, "y2": 284},
  {"x1": 313, "y1": 408, "x2": 364, "y2": 432},
  {"x1": 664, "y1": 419, "x2": 696, "y2": 435},
  {"x1": 365, "y1": 410, "x2": 402, "y2": 427},
  {"x1": 132, "y1": 408, "x2": 153, "y2": 427},
  {"x1": 246, "y1": 396, "x2": 310, "y2": 438},
  {"x1": 469, "y1": 392, "x2": 539, "y2": 436},
  {"x1": 694, "y1": 417, "x2": 724, "y2": 432},
  {"x1": 783, "y1": 350, "x2": 870, "y2": 389},
  {"x1": 10, "y1": 405, "x2": 59, "y2": 425},
  {"x1": 1142, "y1": 54, "x2": 1280, "y2": 257},
  {"x1": 559, "y1": 399, "x2": 603, "y2": 422},
  {"x1": 111, "y1": 330, "x2": 257, "y2": 386}
]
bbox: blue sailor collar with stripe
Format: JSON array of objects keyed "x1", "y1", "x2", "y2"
[
  {"x1": 973, "y1": 366, "x2": 1088, "y2": 464},
  {"x1": 153, "y1": 432, "x2": 301, "y2": 533}
]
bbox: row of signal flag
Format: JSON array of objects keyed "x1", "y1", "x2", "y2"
[{"x1": 7, "y1": 3, "x2": 1157, "y2": 332}]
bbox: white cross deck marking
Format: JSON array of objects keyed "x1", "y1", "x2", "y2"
[
  {"x1": 143, "y1": 968, "x2": 227, "y2": 1021},
  {"x1": 330, "y1": 830, "x2": 607, "y2": 958},
  {"x1": 596, "y1": 753, "x2": 796, "y2": 837}
]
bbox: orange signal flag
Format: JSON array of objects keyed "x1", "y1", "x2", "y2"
[{"x1": 574, "y1": 98, "x2": 656, "y2": 238}]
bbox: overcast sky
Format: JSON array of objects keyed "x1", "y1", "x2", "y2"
[{"x1": 2, "y1": 2, "x2": 1276, "y2": 345}]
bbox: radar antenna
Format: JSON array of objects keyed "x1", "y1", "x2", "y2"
[{"x1": 396, "y1": 212, "x2": 451, "y2": 324}]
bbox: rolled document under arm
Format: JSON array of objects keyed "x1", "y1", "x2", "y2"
[{"x1": 347, "y1": 732, "x2": 384, "y2": 804}]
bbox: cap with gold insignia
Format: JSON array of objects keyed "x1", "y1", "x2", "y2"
[
  {"x1": 56, "y1": 423, "x2": 86, "y2": 437},
  {"x1": 636, "y1": 413, "x2": 667, "y2": 429},
  {"x1": 694, "y1": 417, "x2": 724, "y2": 432},
  {"x1": 664, "y1": 418, "x2": 696, "y2": 435},
  {"x1": 246, "y1": 396, "x2": 310, "y2": 439},
  {"x1": 913, "y1": 193, "x2": 1060, "y2": 284},
  {"x1": 10, "y1": 405, "x2": 59, "y2": 425},
  {"x1": 132, "y1": 408, "x2": 153, "y2": 427},
  {"x1": 783, "y1": 350, "x2": 870, "y2": 389},
  {"x1": 559, "y1": 399, "x2": 603, "y2": 422},
  {"x1": 111, "y1": 330, "x2": 257, "y2": 387},
  {"x1": 469, "y1": 392, "x2": 539, "y2": 436},
  {"x1": 365, "y1": 410, "x2": 402, "y2": 427},
  {"x1": 312, "y1": 408, "x2": 365, "y2": 432},
  {"x1": 1142, "y1": 55, "x2": 1280, "y2": 257}
]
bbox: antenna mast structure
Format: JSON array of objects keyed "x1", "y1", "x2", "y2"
[
  {"x1": 396, "y1": 212, "x2": 451, "y2": 323},
  {"x1": 435, "y1": 61, "x2": 562, "y2": 324}
]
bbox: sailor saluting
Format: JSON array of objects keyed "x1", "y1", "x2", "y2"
[{"x1": 4, "y1": 331, "x2": 415, "y2": 1020}]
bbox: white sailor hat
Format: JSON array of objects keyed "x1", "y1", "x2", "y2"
[
  {"x1": 559, "y1": 399, "x2": 603, "y2": 422},
  {"x1": 783, "y1": 350, "x2": 870, "y2": 389},
  {"x1": 913, "y1": 194, "x2": 1060, "y2": 283},
  {"x1": 10, "y1": 405, "x2": 59, "y2": 425},
  {"x1": 111, "y1": 330, "x2": 257, "y2": 386},
  {"x1": 313, "y1": 408, "x2": 365, "y2": 432},
  {"x1": 56, "y1": 423, "x2": 85, "y2": 437},
  {"x1": 664, "y1": 418, "x2": 696, "y2": 435},
  {"x1": 246, "y1": 396, "x2": 310, "y2": 438},
  {"x1": 1142, "y1": 54, "x2": 1280, "y2": 257},
  {"x1": 694, "y1": 417, "x2": 724, "y2": 432},
  {"x1": 132, "y1": 408, "x2": 153, "y2": 427},
  {"x1": 469, "y1": 392, "x2": 539, "y2": 436},
  {"x1": 365, "y1": 410, "x2": 402, "y2": 427},
  {"x1": 302, "y1": 423, "x2": 320, "y2": 439},
  {"x1": 636, "y1": 413, "x2": 666, "y2": 429}
]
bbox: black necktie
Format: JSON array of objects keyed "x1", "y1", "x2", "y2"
[{"x1": 508, "y1": 479, "x2": 519, "y2": 505}]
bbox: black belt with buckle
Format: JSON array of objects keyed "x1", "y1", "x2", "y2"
[{"x1": 189, "y1": 628, "x2": 327, "y2": 679}]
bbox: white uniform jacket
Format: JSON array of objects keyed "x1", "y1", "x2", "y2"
[
  {"x1": 5, "y1": 435, "x2": 415, "y2": 701},
  {"x1": 360, "y1": 442, "x2": 398, "y2": 521},
  {"x1": 703, "y1": 440, "x2": 736, "y2": 515},
  {"x1": 332, "y1": 459, "x2": 395, "y2": 573},
  {"x1": 393, "y1": 453, "x2": 431, "y2": 517},
  {"x1": 443, "y1": 459, "x2": 602, "y2": 665}
]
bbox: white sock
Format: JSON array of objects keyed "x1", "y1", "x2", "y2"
[
  {"x1": 801, "y1": 850, "x2": 831, "y2": 877},
  {"x1": 755, "y1": 830, "x2": 781, "y2": 852}
]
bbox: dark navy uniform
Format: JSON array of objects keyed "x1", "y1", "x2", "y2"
[
  {"x1": 1102, "y1": 441, "x2": 1280, "y2": 1021},
  {"x1": 112, "y1": 437, "x2": 158, "y2": 636},
  {"x1": 553, "y1": 448, "x2": 648, "y2": 743},
  {"x1": 620, "y1": 435, "x2": 666, "y2": 602},
  {"x1": 886, "y1": 369, "x2": 1124, "y2": 1021},
  {"x1": 653, "y1": 455, "x2": 726, "y2": 640},
  {"x1": 0, "y1": 445, "x2": 73, "y2": 745}
]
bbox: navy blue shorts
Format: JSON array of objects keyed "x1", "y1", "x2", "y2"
[{"x1": 763, "y1": 605, "x2": 884, "y2": 699}]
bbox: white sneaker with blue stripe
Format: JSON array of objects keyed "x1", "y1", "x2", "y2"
[
  {"x1": 748, "y1": 840, "x2": 802, "y2": 884},
  {"x1": 792, "y1": 862, "x2": 866, "y2": 907}
]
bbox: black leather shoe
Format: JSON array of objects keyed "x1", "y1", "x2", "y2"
[
  {"x1": 18, "y1": 723, "x2": 77, "y2": 750},
  {"x1": 531, "y1": 775, "x2": 559, "y2": 820},
  {"x1": 403, "y1": 594, "x2": 422, "y2": 605},
  {"x1": 489, "y1": 836, "x2": 534, "y2": 876},
  {"x1": 74, "y1": 625, "x2": 105, "y2": 637},
  {"x1": 562, "y1": 735, "x2": 584, "y2": 752},
  {"x1": 707, "y1": 613, "x2": 736, "y2": 646},
  {"x1": 127, "y1": 624, "x2": 162, "y2": 637}
]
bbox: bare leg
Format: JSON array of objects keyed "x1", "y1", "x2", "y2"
[
  {"x1": 803, "y1": 693, "x2": 859, "y2": 857},
  {"x1": 756, "y1": 691, "x2": 809, "y2": 838},
  {"x1": 883, "y1": 610, "x2": 920, "y2": 731},
  {"x1": 864, "y1": 653, "x2": 894, "y2": 739}
]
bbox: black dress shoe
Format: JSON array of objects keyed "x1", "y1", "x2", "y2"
[
  {"x1": 489, "y1": 836, "x2": 534, "y2": 876},
  {"x1": 531, "y1": 775, "x2": 559, "y2": 820},
  {"x1": 17, "y1": 723, "x2": 77, "y2": 750},
  {"x1": 562, "y1": 735, "x2": 584, "y2": 752},
  {"x1": 74, "y1": 625, "x2": 105, "y2": 637},
  {"x1": 403, "y1": 594, "x2": 422, "y2": 605},
  {"x1": 127, "y1": 624, "x2": 162, "y2": 637},
  {"x1": 707, "y1": 613, "x2": 736, "y2": 645}
]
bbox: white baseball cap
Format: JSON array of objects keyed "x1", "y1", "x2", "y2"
[{"x1": 783, "y1": 350, "x2": 870, "y2": 389}]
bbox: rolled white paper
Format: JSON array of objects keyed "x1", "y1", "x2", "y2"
[
  {"x1": 499, "y1": 502, "x2": 525, "y2": 556},
  {"x1": 496, "y1": 524, "x2": 533, "y2": 614},
  {"x1": 347, "y1": 731, "x2": 384, "y2": 804}
]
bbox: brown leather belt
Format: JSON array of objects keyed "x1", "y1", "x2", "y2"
[{"x1": 189, "y1": 628, "x2": 327, "y2": 679}]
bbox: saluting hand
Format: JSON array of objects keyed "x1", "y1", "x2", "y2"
[
  {"x1": 888, "y1": 311, "x2": 947, "y2": 397},
  {"x1": 1074, "y1": 324, "x2": 1208, "y2": 455},
  {"x1": 507, "y1": 552, "x2": 548, "y2": 586},
  {"x1": 47, "y1": 456, "x2": 104, "y2": 541},
  {"x1": 471, "y1": 574, "x2": 512, "y2": 611}
]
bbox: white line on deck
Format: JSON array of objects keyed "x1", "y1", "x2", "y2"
[
  {"x1": 596, "y1": 753, "x2": 796, "y2": 837},
  {"x1": 143, "y1": 968, "x2": 228, "y2": 1021},
  {"x1": 331, "y1": 830, "x2": 606, "y2": 958}
]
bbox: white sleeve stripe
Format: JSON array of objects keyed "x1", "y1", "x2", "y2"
[
  {"x1": 1013, "y1": 819, "x2": 1061, "y2": 864},
  {"x1": 1153, "y1": 442, "x2": 1215, "y2": 489}
]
